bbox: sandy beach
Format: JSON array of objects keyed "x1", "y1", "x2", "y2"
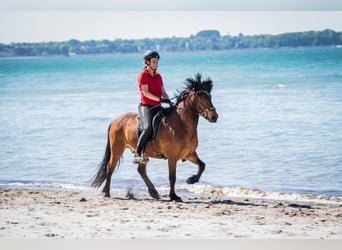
[{"x1": 0, "y1": 188, "x2": 341, "y2": 239}]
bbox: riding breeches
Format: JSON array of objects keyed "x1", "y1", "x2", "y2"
[{"x1": 136, "y1": 104, "x2": 161, "y2": 155}]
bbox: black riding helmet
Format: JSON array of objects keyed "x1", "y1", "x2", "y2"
[{"x1": 144, "y1": 51, "x2": 160, "y2": 63}]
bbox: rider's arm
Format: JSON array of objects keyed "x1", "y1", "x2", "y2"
[{"x1": 141, "y1": 84, "x2": 161, "y2": 102}]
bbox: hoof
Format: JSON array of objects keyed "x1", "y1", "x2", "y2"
[
  {"x1": 187, "y1": 175, "x2": 199, "y2": 184},
  {"x1": 149, "y1": 189, "x2": 160, "y2": 200},
  {"x1": 172, "y1": 197, "x2": 183, "y2": 202},
  {"x1": 104, "y1": 192, "x2": 111, "y2": 198},
  {"x1": 170, "y1": 194, "x2": 183, "y2": 202}
]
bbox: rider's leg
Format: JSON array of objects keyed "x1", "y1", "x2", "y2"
[{"x1": 133, "y1": 105, "x2": 153, "y2": 163}]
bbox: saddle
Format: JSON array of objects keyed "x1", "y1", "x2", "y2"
[{"x1": 136, "y1": 106, "x2": 173, "y2": 142}]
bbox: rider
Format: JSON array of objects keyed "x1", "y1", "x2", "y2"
[{"x1": 133, "y1": 51, "x2": 172, "y2": 164}]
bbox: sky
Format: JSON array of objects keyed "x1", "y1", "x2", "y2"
[{"x1": 1, "y1": 0, "x2": 342, "y2": 43}]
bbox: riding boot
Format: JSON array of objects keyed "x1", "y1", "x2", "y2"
[{"x1": 133, "y1": 129, "x2": 151, "y2": 164}]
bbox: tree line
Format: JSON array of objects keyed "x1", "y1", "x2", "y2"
[{"x1": 1, "y1": 29, "x2": 341, "y2": 57}]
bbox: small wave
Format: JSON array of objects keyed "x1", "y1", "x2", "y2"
[
  {"x1": 178, "y1": 184, "x2": 342, "y2": 205},
  {"x1": 277, "y1": 84, "x2": 287, "y2": 89},
  {"x1": 2, "y1": 181, "x2": 341, "y2": 205},
  {"x1": 0, "y1": 181, "x2": 93, "y2": 191}
]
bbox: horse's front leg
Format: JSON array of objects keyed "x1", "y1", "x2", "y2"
[
  {"x1": 186, "y1": 151, "x2": 205, "y2": 184},
  {"x1": 137, "y1": 162, "x2": 160, "y2": 200},
  {"x1": 168, "y1": 158, "x2": 183, "y2": 202}
]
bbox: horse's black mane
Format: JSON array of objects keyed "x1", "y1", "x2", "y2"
[{"x1": 175, "y1": 73, "x2": 213, "y2": 105}]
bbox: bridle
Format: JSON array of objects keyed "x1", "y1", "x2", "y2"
[
  {"x1": 194, "y1": 90, "x2": 216, "y2": 119},
  {"x1": 172, "y1": 90, "x2": 216, "y2": 120}
]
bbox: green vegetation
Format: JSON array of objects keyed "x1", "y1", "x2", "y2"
[{"x1": 1, "y1": 29, "x2": 341, "y2": 57}]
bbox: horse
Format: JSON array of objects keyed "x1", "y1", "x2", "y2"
[{"x1": 91, "y1": 73, "x2": 218, "y2": 202}]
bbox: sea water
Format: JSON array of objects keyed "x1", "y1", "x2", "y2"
[{"x1": 1, "y1": 47, "x2": 341, "y2": 203}]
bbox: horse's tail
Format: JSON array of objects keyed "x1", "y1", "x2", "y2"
[{"x1": 91, "y1": 125, "x2": 111, "y2": 189}]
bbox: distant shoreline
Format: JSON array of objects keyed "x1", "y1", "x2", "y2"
[
  {"x1": 0, "y1": 45, "x2": 341, "y2": 59},
  {"x1": 1, "y1": 29, "x2": 341, "y2": 57}
]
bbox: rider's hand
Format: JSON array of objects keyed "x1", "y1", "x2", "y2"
[{"x1": 160, "y1": 97, "x2": 172, "y2": 105}]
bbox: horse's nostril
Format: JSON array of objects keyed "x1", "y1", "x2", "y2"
[{"x1": 211, "y1": 116, "x2": 218, "y2": 122}]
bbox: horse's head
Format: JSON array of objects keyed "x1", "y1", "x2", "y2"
[
  {"x1": 176, "y1": 73, "x2": 218, "y2": 123},
  {"x1": 192, "y1": 90, "x2": 218, "y2": 123}
]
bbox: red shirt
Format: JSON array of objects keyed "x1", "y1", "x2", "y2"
[{"x1": 138, "y1": 68, "x2": 163, "y2": 106}]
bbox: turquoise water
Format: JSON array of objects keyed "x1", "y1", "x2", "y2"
[{"x1": 1, "y1": 48, "x2": 342, "y2": 202}]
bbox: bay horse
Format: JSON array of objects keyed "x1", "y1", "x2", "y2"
[{"x1": 91, "y1": 73, "x2": 218, "y2": 202}]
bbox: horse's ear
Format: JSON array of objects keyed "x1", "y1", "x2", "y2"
[
  {"x1": 185, "y1": 74, "x2": 198, "y2": 91},
  {"x1": 202, "y1": 77, "x2": 213, "y2": 94},
  {"x1": 194, "y1": 73, "x2": 203, "y2": 92},
  {"x1": 186, "y1": 73, "x2": 213, "y2": 93},
  {"x1": 195, "y1": 73, "x2": 202, "y2": 84},
  {"x1": 193, "y1": 73, "x2": 213, "y2": 93}
]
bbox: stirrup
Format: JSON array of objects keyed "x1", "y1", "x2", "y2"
[{"x1": 133, "y1": 153, "x2": 149, "y2": 164}]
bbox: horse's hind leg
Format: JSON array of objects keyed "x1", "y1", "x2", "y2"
[
  {"x1": 137, "y1": 163, "x2": 160, "y2": 200},
  {"x1": 186, "y1": 151, "x2": 205, "y2": 184},
  {"x1": 102, "y1": 165, "x2": 114, "y2": 198},
  {"x1": 102, "y1": 145, "x2": 125, "y2": 198}
]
